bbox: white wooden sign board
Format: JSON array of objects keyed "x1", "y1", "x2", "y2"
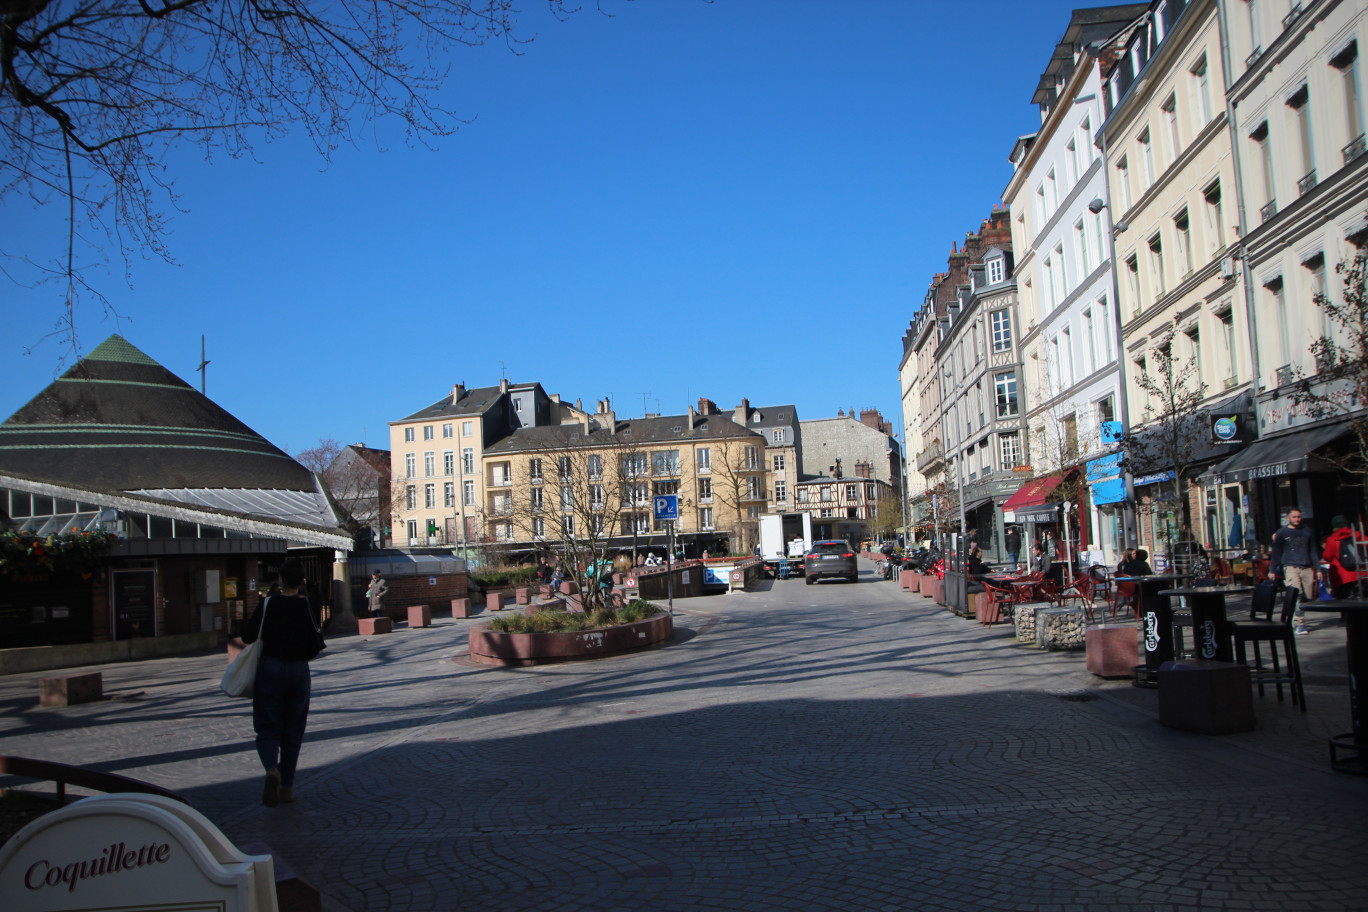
[{"x1": 0, "y1": 793, "x2": 277, "y2": 912}]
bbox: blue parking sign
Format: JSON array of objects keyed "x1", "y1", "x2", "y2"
[{"x1": 653, "y1": 495, "x2": 678, "y2": 521}]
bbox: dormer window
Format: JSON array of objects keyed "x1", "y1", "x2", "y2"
[{"x1": 987, "y1": 257, "x2": 1005, "y2": 285}]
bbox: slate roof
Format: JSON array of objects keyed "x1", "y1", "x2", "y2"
[
  {"x1": 484, "y1": 413, "x2": 763, "y2": 455},
  {"x1": 399, "y1": 385, "x2": 506, "y2": 421},
  {"x1": 0, "y1": 335, "x2": 315, "y2": 493},
  {"x1": 738, "y1": 404, "x2": 798, "y2": 430}
]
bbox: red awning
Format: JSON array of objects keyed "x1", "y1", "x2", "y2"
[{"x1": 1001, "y1": 473, "x2": 1067, "y2": 512}]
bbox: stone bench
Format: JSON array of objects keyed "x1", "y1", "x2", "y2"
[
  {"x1": 1158, "y1": 659, "x2": 1255, "y2": 734},
  {"x1": 451, "y1": 597, "x2": 473, "y2": 618},
  {"x1": 358, "y1": 617, "x2": 392, "y2": 636},
  {"x1": 39, "y1": 672, "x2": 102, "y2": 707},
  {"x1": 406, "y1": 605, "x2": 432, "y2": 628},
  {"x1": 514, "y1": 587, "x2": 533, "y2": 605},
  {"x1": 486, "y1": 592, "x2": 505, "y2": 612}
]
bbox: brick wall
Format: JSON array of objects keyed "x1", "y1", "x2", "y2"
[{"x1": 359, "y1": 572, "x2": 469, "y2": 614}]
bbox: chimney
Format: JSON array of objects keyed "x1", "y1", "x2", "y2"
[
  {"x1": 688, "y1": 404, "x2": 696, "y2": 428},
  {"x1": 551, "y1": 393, "x2": 561, "y2": 404},
  {"x1": 860, "y1": 408, "x2": 883, "y2": 431},
  {"x1": 575, "y1": 398, "x2": 582, "y2": 411},
  {"x1": 499, "y1": 378, "x2": 509, "y2": 393},
  {"x1": 697, "y1": 397, "x2": 718, "y2": 415},
  {"x1": 733, "y1": 397, "x2": 750, "y2": 425},
  {"x1": 452, "y1": 383, "x2": 465, "y2": 404}
]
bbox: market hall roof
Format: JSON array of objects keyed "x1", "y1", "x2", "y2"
[{"x1": 0, "y1": 335, "x2": 349, "y2": 545}]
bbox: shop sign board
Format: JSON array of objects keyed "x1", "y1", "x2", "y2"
[
  {"x1": 0, "y1": 793, "x2": 277, "y2": 912},
  {"x1": 1259, "y1": 377, "x2": 1362, "y2": 435}
]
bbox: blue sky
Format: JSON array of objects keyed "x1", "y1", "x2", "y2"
[{"x1": 2, "y1": 0, "x2": 1086, "y2": 458}]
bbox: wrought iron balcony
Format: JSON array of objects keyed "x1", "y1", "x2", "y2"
[
  {"x1": 1275, "y1": 364, "x2": 1296, "y2": 387},
  {"x1": 1260, "y1": 199, "x2": 1278, "y2": 223},
  {"x1": 1246, "y1": 47, "x2": 1262, "y2": 69},
  {"x1": 1283, "y1": 3, "x2": 1303, "y2": 29},
  {"x1": 1344, "y1": 134, "x2": 1367, "y2": 165},
  {"x1": 1297, "y1": 169, "x2": 1318, "y2": 195}
]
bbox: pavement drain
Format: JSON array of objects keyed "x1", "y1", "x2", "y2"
[{"x1": 1048, "y1": 688, "x2": 1097, "y2": 702}]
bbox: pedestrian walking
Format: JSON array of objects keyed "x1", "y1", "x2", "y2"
[
  {"x1": 366, "y1": 569, "x2": 388, "y2": 619},
  {"x1": 1004, "y1": 526, "x2": 1021, "y2": 571},
  {"x1": 242, "y1": 558, "x2": 324, "y2": 807},
  {"x1": 1322, "y1": 514, "x2": 1366, "y2": 599},
  {"x1": 1269, "y1": 506, "x2": 1317, "y2": 634}
]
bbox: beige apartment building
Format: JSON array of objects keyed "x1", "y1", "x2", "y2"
[
  {"x1": 1101, "y1": 0, "x2": 1256, "y2": 556},
  {"x1": 390, "y1": 385, "x2": 769, "y2": 559},
  {"x1": 1210, "y1": 0, "x2": 1368, "y2": 545}
]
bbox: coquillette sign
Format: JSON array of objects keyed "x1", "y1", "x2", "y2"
[{"x1": 0, "y1": 793, "x2": 277, "y2": 912}]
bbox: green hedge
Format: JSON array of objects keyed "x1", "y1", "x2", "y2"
[{"x1": 470, "y1": 566, "x2": 540, "y2": 589}]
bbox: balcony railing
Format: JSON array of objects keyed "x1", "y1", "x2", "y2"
[
  {"x1": 1260, "y1": 199, "x2": 1278, "y2": 223},
  {"x1": 1275, "y1": 364, "x2": 1296, "y2": 387},
  {"x1": 488, "y1": 477, "x2": 512, "y2": 488},
  {"x1": 1282, "y1": 2, "x2": 1303, "y2": 29},
  {"x1": 915, "y1": 440, "x2": 944, "y2": 471},
  {"x1": 1246, "y1": 47, "x2": 1262, "y2": 69},
  {"x1": 1344, "y1": 134, "x2": 1367, "y2": 165},
  {"x1": 1297, "y1": 169, "x2": 1318, "y2": 195}
]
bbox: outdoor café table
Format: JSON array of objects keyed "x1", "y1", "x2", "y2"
[
  {"x1": 1300, "y1": 599, "x2": 1368, "y2": 774},
  {"x1": 1159, "y1": 585, "x2": 1252, "y2": 663},
  {"x1": 1116, "y1": 574, "x2": 1193, "y2": 685}
]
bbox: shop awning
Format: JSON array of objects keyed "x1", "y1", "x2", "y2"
[
  {"x1": 1206, "y1": 423, "x2": 1350, "y2": 485},
  {"x1": 1001, "y1": 473, "x2": 1067, "y2": 512},
  {"x1": 963, "y1": 497, "x2": 994, "y2": 514}
]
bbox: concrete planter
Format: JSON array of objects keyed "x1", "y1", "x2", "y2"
[
  {"x1": 918, "y1": 576, "x2": 935, "y2": 598},
  {"x1": 359, "y1": 617, "x2": 392, "y2": 635},
  {"x1": 468, "y1": 612, "x2": 673, "y2": 667},
  {"x1": 900, "y1": 569, "x2": 918, "y2": 590},
  {"x1": 1086, "y1": 624, "x2": 1139, "y2": 677},
  {"x1": 930, "y1": 579, "x2": 946, "y2": 605}
]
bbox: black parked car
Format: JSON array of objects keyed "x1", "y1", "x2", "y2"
[{"x1": 804, "y1": 540, "x2": 858, "y2": 584}]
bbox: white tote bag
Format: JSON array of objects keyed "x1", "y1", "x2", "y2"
[{"x1": 220, "y1": 598, "x2": 268, "y2": 698}]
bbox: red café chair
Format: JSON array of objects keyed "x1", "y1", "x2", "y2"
[
  {"x1": 1109, "y1": 578, "x2": 1139, "y2": 620},
  {"x1": 981, "y1": 581, "x2": 1017, "y2": 628},
  {"x1": 1057, "y1": 573, "x2": 1097, "y2": 622}
]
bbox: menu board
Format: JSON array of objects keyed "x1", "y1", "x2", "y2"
[{"x1": 112, "y1": 569, "x2": 157, "y2": 640}]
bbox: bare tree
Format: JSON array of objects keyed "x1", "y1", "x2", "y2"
[
  {"x1": 709, "y1": 435, "x2": 763, "y2": 555},
  {"x1": 1296, "y1": 248, "x2": 1368, "y2": 511},
  {"x1": 503, "y1": 428, "x2": 638, "y2": 611},
  {"x1": 1121, "y1": 321, "x2": 1209, "y2": 555},
  {"x1": 1, "y1": 0, "x2": 580, "y2": 359}
]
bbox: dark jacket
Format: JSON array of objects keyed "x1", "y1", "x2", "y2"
[
  {"x1": 242, "y1": 593, "x2": 318, "y2": 662},
  {"x1": 1271, "y1": 523, "x2": 1316, "y2": 573},
  {"x1": 1121, "y1": 559, "x2": 1153, "y2": 576}
]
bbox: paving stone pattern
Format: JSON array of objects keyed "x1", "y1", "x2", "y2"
[{"x1": 1, "y1": 561, "x2": 1366, "y2": 911}]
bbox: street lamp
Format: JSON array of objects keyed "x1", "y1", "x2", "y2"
[{"x1": 943, "y1": 367, "x2": 967, "y2": 549}]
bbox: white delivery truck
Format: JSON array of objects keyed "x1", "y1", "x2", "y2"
[{"x1": 758, "y1": 512, "x2": 813, "y2": 577}]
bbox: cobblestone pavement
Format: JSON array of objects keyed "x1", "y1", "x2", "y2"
[{"x1": 2, "y1": 560, "x2": 1367, "y2": 911}]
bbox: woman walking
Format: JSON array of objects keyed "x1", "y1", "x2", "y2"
[{"x1": 241, "y1": 558, "x2": 323, "y2": 807}]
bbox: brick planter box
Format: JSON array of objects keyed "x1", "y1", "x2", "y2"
[
  {"x1": 39, "y1": 672, "x2": 102, "y2": 707},
  {"x1": 468, "y1": 611, "x2": 673, "y2": 667},
  {"x1": 451, "y1": 597, "x2": 473, "y2": 619},
  {"x1": 900, "y1": 569, "x2": 918, "y2": 590},
  {"x1": 1086, "y1": 624, "x2": 1139, "y2": 677},
  {"x1": 407, "y1": 605, "x2": 432, "y2": 628},
  {"x1": 930, "y1": 579, "x2": 946, "y2": 605},
  {"x1": 918, "y1": 576, "x2": 935, "y2": 598},
  {"x1": 359, "y1": 617, "x2": 392, "y2": 636}
]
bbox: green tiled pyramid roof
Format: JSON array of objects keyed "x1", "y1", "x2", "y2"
[{"x1": 0, "y1": 334, "x2": 314, "y2": 492}]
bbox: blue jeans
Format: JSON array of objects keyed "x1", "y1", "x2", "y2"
[
  {"x1": 1007, "y1": 551, "x2": 1020, "y2": 569},
  {"x1": 253, "y1": 656, "x2": 311, "y2": 787}
]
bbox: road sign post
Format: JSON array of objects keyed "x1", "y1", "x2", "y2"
[{"x1": 653, "y1": 495, "x2": 679, "y2": 616}]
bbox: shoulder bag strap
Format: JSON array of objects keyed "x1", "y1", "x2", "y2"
[{"x1": 257, "y1": 596, "x2": 271, "y2": 642}]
